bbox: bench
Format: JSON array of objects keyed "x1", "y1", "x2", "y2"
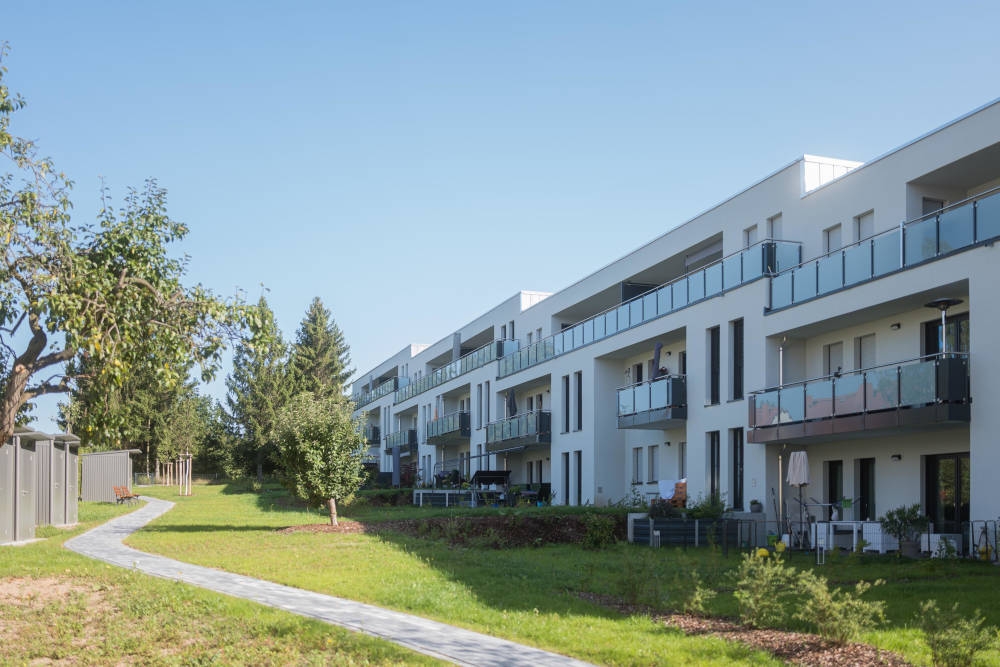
[{"x1": 113, "y1": 486, "x2": 140, "y2": 505}]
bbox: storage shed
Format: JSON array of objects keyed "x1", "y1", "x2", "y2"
[
  {"x1": 81, "y1": 449, "x2": 140, "y2": 503},
  {"x1": 0, "y1": 428, "x2": 41, "y2": 544},
  {"x1": 35, "y1": 433, "x2": 80, "y2": 526}
]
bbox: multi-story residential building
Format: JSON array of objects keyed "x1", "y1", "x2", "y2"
[{"x1": 353, "y1": 99, "x2": 1000, "y2": 533}]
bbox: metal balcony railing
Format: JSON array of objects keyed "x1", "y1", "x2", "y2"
[
  {"x1": 385, "y1": 429, "x2": 417, "y2": 456},
  {"x1": 485, "y1": 410, "x2": 552, "y2": 447},
  {"x1": 353, "y1": 376, "x2": 406, "y2": 409},
  {"x1": 425, "y1": 411, "x2": 471, "y2": 442},
  {"x1": 498, "y1": 239, "x2": 801, "y2": 378},
  {"x1": 769, "y1": 186, "x2": 1000, "y2": 310},
  {"x1": 395, "y1": 340, "x2": 515, "y2": 403},
  {"x1": 617, "y1": 375, "x2": 687, "y2": 416}
]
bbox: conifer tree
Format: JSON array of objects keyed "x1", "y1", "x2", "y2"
[
  {"x1": 290, "y1": 297, "x2": 353, "y2": 396},
  {"x1": 225, "y1": 297, "x2": 292, "y2": 480}
]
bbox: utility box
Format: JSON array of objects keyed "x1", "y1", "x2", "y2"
[
  {"x1": 35, "y1": 433, "x2": 81, "y2": 526},
  {"x1": 0, "y1": 430, "x2": 40, "y2": 544},
  {"x1": 81, "y1": 449, "x2": 140, "y2": 503}
]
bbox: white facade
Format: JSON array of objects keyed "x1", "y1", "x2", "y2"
[{"x1": 353, "y1": 98, "x2": 1000, "y2": 531}]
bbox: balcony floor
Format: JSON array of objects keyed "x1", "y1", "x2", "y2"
[
  {"x1": 618, "y1": 407, "x2": 687, "y2": 430},
  {"x1": 748, "y1": 403, "x2": 970, "y2": 444}
]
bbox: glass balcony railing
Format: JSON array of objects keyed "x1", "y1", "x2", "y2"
[
  {"x1": 363, "y1": 425, "x2": 380, "y2": 445},
  {"x1": 353, "y1": 376, "x2": 407, "y2": 409},
  {"x1": 425, "y1": 411, "x2": 471, "y2": 441},
  {"x1": 485, "y1": 410, "x2": 552, "y2": 447},
  {"x1": 395, "y1": 340, "x2": 515, "y2": 403},
  {"x1": 617, "y1": 375, "x2": 686, "y2": 416},
  {"x1": 498, "y1": 240, "x2": 800, "y2": 378},
  {"x1": 385, "y1": 429, "x2": 417, "y2": 456},
  {"x1": 769, "y1": 187, "x2": 1000, "y2": 310},
  {"x1": 748, "y1": 353, "x2": 969, "y2": 430}
]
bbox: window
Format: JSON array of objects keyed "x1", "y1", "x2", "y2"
[
  {"x1": 574, "y1": 450, "x2": 582, "y2": 505},
  {"x1": 632, "y1": 362, "x2": 643, "y2": 384},
  {"x1": 648, "y1": 445, "x2": 659, "y2": 483},
  {"x1": 923, "y1": 312, "x2": 969, "y2": 355},
  {"x1": 708, "y1": 326, "x2": 720, "y2": 405},
  {"x1": 476, "y1": 444, "x2": 483, "y2": 472},
  {"x1": 509, "y1": 320, "x2": 515, "y2": 340},
  {"x1": 632, "y1": 447, "x2": 643, "y2": 484},
  {"x1": 679, "y1": 351, "x2": 687, "y2": 375},
  {"x1": 767, "y1": 213, "x2": 783, "y2": 239},
  {"x1": 527, "y1": 395, "x2": 534, "y2": 412},
  {"x1": 476, "y1": 384, "x2": 482, "y2": 428},
  {"x1": 826, "y1": 460, "x2": 843, "y2": 520},
  {"x1": 526, "y1": 332, "x2": 532, "y2": 346},
  {"x1": 678, "y1": 441, "x2": 687, "y2": 478},
  {"x1": 536, "y1": 460, "x2": 542, "y2": 483},
  {"x1": 730, "y1": 428, "x2": 744, "y2": 510},
  {"x1": 485, "y1": 382, "x2": 490, "y2": 422},
  {"x1": 856, "y1": 458, "x2": 876, "y2": 520},
  {"x1": 854, "y1": 334, "x2": 876, "y2": 369},
  {"x1": 823, "y1": 341, "x2": 843, "y2": 375},
  {"x1": 536, "y1": 393, "x2": 543, "y2": 411},
  {"x1": 527, "y1": 461, "x2": 534, "y2": 484},
  {"x1": 708, "y1": 432, "x2": 720, "y2": 499},
  {"x1": 823, "y1": 223, "x2": 842, "y2": 253},
  {"x1": 922, "y1": 197, "x2": 945, "y2": 216},
  {"x1": 731, "y1": 319, "x2": 744, "y2": 400},
  {"x1": 536, "y1": 327, "x2": 542, "y2": 341},
  {"x1": 500, "y1": 324, "x2": 506, "y2": 339},
  {"x1": 743, "y1": 224, "x2": 758, "y2": 248},
  {"x1": 562, "y1": 452, "x2": 570, "y2": 505},
  {"x1": 924, "y1": 453, "x2": 970, "y2": 533},
  {"x1": 562, "y1": 375, "x2": 570, "y2": 432},
  {"x1": 854, "y1": 210, "x2": 874, "y2": 241},
  {"x1": 574, "y1": 371, "x2": 583, "y2": 430}
]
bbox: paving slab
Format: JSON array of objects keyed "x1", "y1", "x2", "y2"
[{"x1": 65, "y1": 497, "x2": 594, "y2": 667}]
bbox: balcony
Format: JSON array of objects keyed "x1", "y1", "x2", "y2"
[
  {"x1": 425, "y1": 411, "x2": 471, "y2": 445},
  {"x1": 395, "y1": 340, "x2": 514, "y2": 404},
  {"x1": 498, "y1": 240, "x2": 801, "y2": 378},
  {"x1": 747, "y1": 353, "x2": 970, "y2": 444},
  {"x1": 364, "y1": 425, "x2": 380, "y2": 445},
  {"x1": 617, "y1": 375, "x2": 687, "y2": 429},
  {"x1": 354, "y1": 377, "x2": 407, "y2": 409},
  {"x1": 385, "y1": 429, "x2": 417, "y2": 457},
  {"x1": 769, "y1": 187, "x2": 1000, "y2": 311},
  {"x1": 485, "y1": 411, "x2": 551, "y2": 453}
]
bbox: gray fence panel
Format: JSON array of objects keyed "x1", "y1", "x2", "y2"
[
  {"x1": 81, "y1": 450, "x2": 135, "y2": 502},
  {"x1": 0, "y1": 444, "x2": 13, "y2": 543},
  {"x1": 15, "y1": 441, "x2": 36, "y2": 542}
]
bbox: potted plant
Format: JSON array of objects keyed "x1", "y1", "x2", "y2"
[
  {"x1": 749, "y1": 499, "x2": 763, "y2": 513},
  {"x1": 879, "y1": 504, "x2": 929, "y2": 558}
]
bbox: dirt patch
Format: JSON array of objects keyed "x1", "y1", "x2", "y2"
[
  {"x1": 278, "y1": 513, "x2": 627, "y2": 548},
  {"x1": 577, "y1": 592, "x2": 909, "y2": 667},
  {"x1": 0, "y1": 576, "x2": 104, "y2": 609}
]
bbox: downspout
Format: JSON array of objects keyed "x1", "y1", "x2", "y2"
[{"x1": 778, "y1": 336, "x2": 786, "y2": 533}]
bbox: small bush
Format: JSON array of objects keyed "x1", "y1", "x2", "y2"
[
  {"x1": 581, "y1": 513, "x2": 617, "y2": 549},
  {"x1": 733, "y1": 551, "x2": 795, "y2": 628},
  {"x1": 648, "y1": 498, "x2": 680, "y2": 519},
  {"x1": 793, "y1": 571, "x2": 886, "y2": 643},
  {"x1": 687, "y1": 493, "x2": 726, "y2": 520},
  {"x1": 918, "y1": 600, "x2": 997, "y2": 667},
  {"x1": 678, "y1": 569, "x2": 716, "y2": 616}
]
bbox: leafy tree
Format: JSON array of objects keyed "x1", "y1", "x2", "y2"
[
  {"x1": 273, "y1": 392, "x2": 365, "y2": 525},
  {"x1": 290, "y1": 297, "x2": 353, "y2": 397},
  {"x1": 0, "y1": 45, "x2": 265, "y2": 445},
  {"x1": 225, "y1": 296, "x2": 292, "y2": 480}
]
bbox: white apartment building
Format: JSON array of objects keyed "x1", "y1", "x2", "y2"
[{"x1": 353, "y1": 99, "x2": 1000, "y2": 534}]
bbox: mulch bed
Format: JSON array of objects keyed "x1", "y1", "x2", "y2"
[
  {"x1": 577, "y1": 592, "x2": 910, "y2": 667},
  {"x1": 278, "y1": 513, "x2": 626, "y2": 548}
]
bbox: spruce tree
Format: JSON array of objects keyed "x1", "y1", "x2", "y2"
[
  {"x1": 225, "y1": 297, "x2": 293, "y2": 480},
  {"x1": 290, "y1": 297, "x2": 353, "y2": 396}
]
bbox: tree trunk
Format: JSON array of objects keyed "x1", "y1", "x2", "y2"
[
  {"x1": 256, "y1": 450, "x2": 263, "y2": 483},
  {"x1": 328, "y1": 497, "x2": 338, "y2": 526}
]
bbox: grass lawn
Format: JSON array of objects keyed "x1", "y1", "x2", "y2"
[
  {"x1": 130, "y1": 483, "x2": 778, "y2": 666},
  {"x1": 123, "y1": 482, "x2": 1000, "y2": 666},
  {"x1": 0, "y1": 499, "x2": 439, "y2": 666}
]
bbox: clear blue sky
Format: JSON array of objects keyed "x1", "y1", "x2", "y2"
[{"x1": 5, "y1": 1, "x2": 999, "y2": 431}]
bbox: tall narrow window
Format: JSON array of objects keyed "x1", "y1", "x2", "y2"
[
  {"x1": 826, "y1": 460, "x2": 843, "y2": 520},
  {"x1": 574, "y1": 371, "x2": 583, "y2": 430},
  {"x1": 476, "y1": 384, "x2": 483, "y2": 428},
  {"x1": 743, "y1": 224, "x2": 758, "y2": 248},
  {"x1": 854, "y1": 334, "x2": 876, "y2": 369},
  {"x1": 485, "y1": 381, "x2": 490, "y2": 422},
  {"x1": 730, "y1": 428, "x2": 744, "y2": 510},
  {"x1": 574, "y1": 450, "x2": 582, "y2": 505},
  {"x1": 679, "y1": 351, "x2": 687, "y2": 375},
  {"x1": 823, "y1": 341, "x2": 844, "y2": 375},
  {"x1": 648, "y1": 445, "x2": 659, "y2": 483},
  {"x1": 708, "y1": 327, "x2": 720, "y2": 405},
  {"x1": 562, "y1": 375, "x2": 570, "y2": 432},
  {"x1": 476, "y1": 444, "x2": 483, "y2": 472},
  {"x1": 527, "y1": 461, "x2": 534, "y2": 484},
  {"x1": 767, "y1": 213, "x2": 783, "y2": 239},
  {"x1": 562, "y1": 452, "x2": 570, "y2": 506},
  {"x1": 536, "y1": 460, "x2": 542, "y2": 483},
  {"x1": 857, "y1": 458, "x2": 876, "y2": 520},
  {"x1": 823, "y1": 224, "x2": 842, "y2": 253},
  {"x1": 500, "y1": 324, "x2": 506, "y2": 339},
  {"x1": 678, "y1": 441, "x2": 687, "y2": 478},
  {"x1": 708, "y1": 431, "x2": 720, "y2": 499},
  {"x1": 509, "y1": 320, "x2": 515, "y2": 340},
  {"x1": 854, "y1": 210, "x2": 874, "y2": 240},
  {"x1": 632, "y1": 447, "x2": 643, "y2": 484},
  {"x1": 731, "y1": 318, "x2": 744, "y2": 400}
]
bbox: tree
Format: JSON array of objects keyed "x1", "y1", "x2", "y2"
[
  {"x1": 290, "y1": 297, "x2": 353, "y2": 397},
  {"x1": 225, "y1": 296, "x2": 292, "y2": 480},
  {"x1": 0, "y1": 45, "x2": 266, "y2": 445},
  {"x1": 273, "y1": 392, "x2": 365, "y2": 525}
]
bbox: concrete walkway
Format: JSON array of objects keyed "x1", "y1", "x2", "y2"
[{"x1": 65, "y1": 497, "x2": 593, "y2": 667}]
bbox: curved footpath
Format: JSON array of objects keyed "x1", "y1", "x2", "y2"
[{"x1": 65, "y1": 497, "x2": 593, "y2": 667}]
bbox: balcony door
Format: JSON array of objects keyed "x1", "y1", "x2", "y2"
[
  {"x1": 923, "y1": 312, "x2": 969, "y2": 356},
  {"x1": 925, "y1": 453, "x2": 970, "y2": 534}
]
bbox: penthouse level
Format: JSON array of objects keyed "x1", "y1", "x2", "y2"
[{"x1": 353, "y1": 98, "x2": 1000, "y2": 533}]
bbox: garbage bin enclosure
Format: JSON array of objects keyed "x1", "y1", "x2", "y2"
[
  {"x1": 81, "y1": 449, "x2": 140, "y2": 502},
  {"x1": 0, "y1": 433, "x2": 39, "y2": 544},
  {"x1": 35, "y1": 434, "x2": 80, "y2": 526}
]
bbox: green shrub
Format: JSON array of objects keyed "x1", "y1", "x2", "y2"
[
  {"x1": 732, "y1": 552, "x2": 795, "y2": 628},
  {"x1": 678, "y1": 569, "x2": 716, "y2": 616},
  {"x1": 581, "y1": 513, "x2": 617, "y2": 549},
  {"x1": 917, "y1": 600, "x2": 997, "y2": 666},
  {"x1": 687, "y1": 493, "x2": 726, "y2": 520},
  {"x1": 793, "y1": 571, "x2": 885, "y2": 643},
  {"x1": 648, "y1": 498, "x2": 680, "y2": 519},
  {"x1": 879, "y1": 504, "x2": 929, "y2": 544}
]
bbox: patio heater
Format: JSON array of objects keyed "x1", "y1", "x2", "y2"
[{"x1": 924, "y1": 298, "x2": 963, "y2": 356}]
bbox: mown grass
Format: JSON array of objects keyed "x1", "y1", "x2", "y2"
[
  {"x1": 0, "y1": 500, "x2": 439, "y2": 666},
  {"x1": 129, "y1": 483, "x2": 1000, "y2": 666}
]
